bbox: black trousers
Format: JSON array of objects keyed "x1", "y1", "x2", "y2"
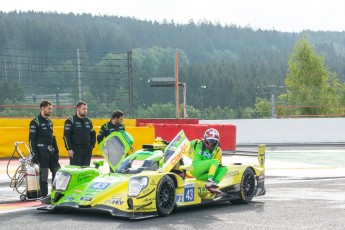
[
  {"x1": 37, "y1": 147, "x2": 60, "y2": 196},
  {"x1": 70, "y1": 145, "x2": 93, "y2": 167}
]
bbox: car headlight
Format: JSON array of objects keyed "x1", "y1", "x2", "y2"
[
  {"x1": 52, "y1": 171, "x2": 71, "y2": 191},
  {"x1": 128, "y1": 177, "x2": 148, "y2": 197}
]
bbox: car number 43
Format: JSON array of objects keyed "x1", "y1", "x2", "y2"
[
  {"x1": 90, "y1": 182, "x2": 111, "y2": 190},
  {"x1": 184, "y1": 187, "x2": 194, "y2": 202}
]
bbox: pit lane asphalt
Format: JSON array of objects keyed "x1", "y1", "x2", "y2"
[
  {"x1": 1, "y1": 145, "x2": 345, "y2": 203},
  {"x1": 1, "y1": 145, "x2": 345, "y2": 229},
  {"x1": 0, "y1": 157, "x2": 108, "y2": 203},
  {"x1": 1, "y1": 177, "x2": 345, "y2": 229}
]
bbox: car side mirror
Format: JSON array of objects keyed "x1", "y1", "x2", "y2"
[{"x1": 93, "y1": 160, "x2": 104, "y2": 169}]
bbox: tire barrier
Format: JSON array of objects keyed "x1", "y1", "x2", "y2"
[
  {"x1": 136, "y1": 118, "x2": 199, "y2": 126},
  {"x1": 138, "y1": 123, "x2": 236, "y2": 151}
]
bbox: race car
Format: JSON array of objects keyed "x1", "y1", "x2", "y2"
[{"x1": 39, "y1": 130, "x2": 266, "y2": 219}]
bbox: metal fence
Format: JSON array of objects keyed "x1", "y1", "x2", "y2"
[{"x1": 0, "y1": 48, "x2": 139, "y2": 118}]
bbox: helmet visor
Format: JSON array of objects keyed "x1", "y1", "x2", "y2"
[{"x1": 206, "y1": 139, "x2": 218, "y2": 146}]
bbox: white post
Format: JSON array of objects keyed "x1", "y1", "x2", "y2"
[
  {"x1": 200, "y1": 86, "x2": 207, "y2": 119},
  {"x1": 183, "y1": 83, "x2": 188, "y2": 118},
  {"x1": 271, "y1": 93, "x2": 275, "y2": 118},
  {"x1": 77, "y1": 49, "x2": 82, "y2": 101},
  {"x1": 175, "y1": 52, "x2": 180, "y2": 118}
]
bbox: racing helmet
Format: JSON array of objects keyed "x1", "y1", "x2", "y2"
[{"x1": 204, "y1": 128, "x2": 220, "y2": 150}]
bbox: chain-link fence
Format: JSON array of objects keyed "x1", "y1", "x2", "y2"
[
  {"x1": 1, "y1": 47, "x2": 184, "y2": 119},
  {"x1": 0, "y1": 48, "x2": 146, "y2": 118}
]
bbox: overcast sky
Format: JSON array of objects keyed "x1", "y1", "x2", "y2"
[{"x1": 2, "y1": 0, "x2": 345, "y2": 32}]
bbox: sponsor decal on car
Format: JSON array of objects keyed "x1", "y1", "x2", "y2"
[
  {"x1": 77, "y1": 173, "x2": 90, "y2": 182},
  {"x1": 184, "y1": 183, "x2": 194, "y2": 188},
  {"x1": 66, "y1": 193, "x2": 77, "y2": 201},
  {"x1": 170, "y1": 142, "x2": 189, "y2": 166},
  {"x1": 197, "y1": 187, "x2": 209, "y2": 194},
  {"x1": 80, "y1": 197, "x2": 92, "y2": 201},
  {"x1": 176, "y1": 194, "x2": 183, "y2": 203},
  {"x1": 66, "y1": 197, "x2": 75, "y2": 201},
  {"x1": 105, "y1": 197, "x2": 124, "y2": 206},
  {"x1": 224, "y1": 170, "x2": 240, "y2": 178}
]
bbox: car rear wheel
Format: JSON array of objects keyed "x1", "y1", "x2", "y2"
[
  {"x1": 232, "y1": 167, "x2": 255, "y2": 204},
  {"x1": 156, "y1": 176, "x2": 175, "y2": 216}
]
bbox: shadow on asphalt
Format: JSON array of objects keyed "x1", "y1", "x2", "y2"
[{"x1": 29, "y1": 200, "x2": 265, "y2": 224}]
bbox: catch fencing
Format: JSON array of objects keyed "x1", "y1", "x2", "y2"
[{"x1": 0, "y1": 48, "x2": 145, "y2": 118}]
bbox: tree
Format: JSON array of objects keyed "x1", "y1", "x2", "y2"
[
  {"x1": 241, "y1": 107, "x2": 255, "y2": 119},
  {"x1": 281, "y1": 36, "x2": 342, "y2": 116},
  {"x1": 255, "y1": 97, "x2": 271, "y2": 118},
  {"x1": 138, "y1": 103, "x2": 176, "y2": 118},
  {"x1": 89, "y1": 53, "x2": 129, "y2": 108}
]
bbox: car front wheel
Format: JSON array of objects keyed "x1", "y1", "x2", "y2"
[{"x1": 156, "y1": 176, "x2": 175, "y2": 216}]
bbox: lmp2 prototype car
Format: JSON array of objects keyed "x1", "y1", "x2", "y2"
[{"x1": 39, "y1": 130, "x2": 266, "y2": 219}]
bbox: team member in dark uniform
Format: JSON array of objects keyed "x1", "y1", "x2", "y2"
[
  {"x1": 97, "y1": 110, "x2": 127, "y2": 173},
  {"x1": 29, "y1": 100, "x2": 60, "y2": 200},
  {"x1": 97, "y1": 110, "x2": 125, "y2": 144},
  {"x1": 63, "y1": 101, "x2": 96, "y2": 166}
]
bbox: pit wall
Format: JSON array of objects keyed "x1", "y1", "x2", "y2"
[
  {"x1": 138, "y1": 123, "x2": 236, "y2": 151},
  {"x1": 136, "y1": 118, "x2": 237, "y2": 150},
  {"x1": 0, "y1": 118, "x2": 153, "y2": 158},
  {"x1": 135, "y1": 118, "x2": 199, "y2": 125}
]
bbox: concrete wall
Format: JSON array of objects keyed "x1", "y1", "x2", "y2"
[{"x1": 200, "y1": 118, "x2": 345, "y2": 144}]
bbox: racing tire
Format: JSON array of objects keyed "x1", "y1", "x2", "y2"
[
  {"x1": 232, "y1": 167, "x2": 255, "y2": 204},
  {"x1": 156, "y1": 176, "x2": 175, "y2": 217}
]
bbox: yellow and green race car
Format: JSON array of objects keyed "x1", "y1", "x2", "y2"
[{"x1": 39, "y1": 130, "x2": 266, "y2": 219}]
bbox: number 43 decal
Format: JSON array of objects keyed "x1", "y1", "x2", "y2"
[
  {"x1": 90, "y1": 182, "x2": 110, "y2": 190},
  {"x1": 184, "y1": 187, "x2": 194, "y2": 202}
]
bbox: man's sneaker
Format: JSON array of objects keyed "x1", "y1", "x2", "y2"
[
  {"x1": 205, "y1": 179, "x2": 219, "y2": 188},
  {"x1": 39, "y1": 195, "x2": 51, "y2": 204}
]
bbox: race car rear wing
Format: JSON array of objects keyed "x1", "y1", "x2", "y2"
[
  {"x1": 223, "y1": 144, "x2": 265, "y2": 166},
  {"x1": 258, "y1": 144, "x2": 265, "y2": 166}
]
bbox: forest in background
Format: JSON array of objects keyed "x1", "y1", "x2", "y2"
[{"x1": 1, "y1": 11, "x2": 345, "y2": 118}]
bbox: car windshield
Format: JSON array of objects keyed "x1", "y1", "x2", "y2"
[
  {"x1": 128, "y1": 160, "x2": 145, "y2": 170},
  {"x1": 117, "y1": 158, "x2": 159, "y2": 174},
  {"x1": 116, "y1": 150, "x2": 164, "y2": 174}
]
